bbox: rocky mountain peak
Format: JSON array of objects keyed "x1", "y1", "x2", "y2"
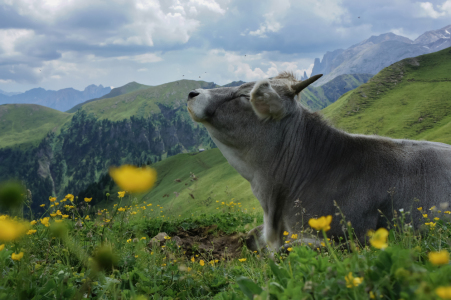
[{"x1": 414, "y1": 24, "x2": 451, "y2": 45}]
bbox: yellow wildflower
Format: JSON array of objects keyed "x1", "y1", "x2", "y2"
[
  {"x1": 191, "y1": 257, "x2": 195, "y2": 262},
  {"x1": 147, "y1": 203, "x2": 152, "y2": 206},
  {"x1": 283, "y1": 231, "x2": 289, "y2": 236},
  {"x1": 430, "y1": 206, "x2": 436, "y2": 211},
  {"x1": 109, "y1": 165, "x2": 157, "y2": 193},
  {"x1": 436, "y1": 287, "x2": 451, "y2": 299},
  {"x1": 118, "y1": 207, "x2": 126, "y2": 212},
  {"x1": 368, "y1": 228, "x2": 388, "y2": 249},
  {"x1": 126, "y1": 239, "x2": 132, "y2": 243},
  {"x1": 0, "y1": 218, "x2": 29, "y2": 241},
  {"x1": 425, "y1": 222, "x2": 436, "y2": 228},
  {"x1": 445, "y1": 211, "x2": 451, "y2": 214},
  {"x1": 417, "y1": 207, "x2": 422, "y2": 211},
  {"x1": 85, "y1": 215, "x2": 90, "y2": 220},
  {"x1": 199, "y1": 260, "x2": 205, "y2": 266},
  {"x1": 187, "y1": 267, "x2": 192, "y2": 272},
  {"x1": 423, "y1": 214, "x2": 428, "y2": 218},
  {"x1": 434, "y1": 217, "x2": 440, "y2": 221},
  {"x1": 56, "y1": 210, "x2": 62, "y2": 216},
  {"x1": 11, "y1": 252, "x2": 24, "y2": 261},
  {"x1": 287, "y1": 247, "x2": 293, "y2": 252},
  {"x1": 291, "y1": 234, "x2": 298, "y2": 239},
  {"x1": 26, "y1": 229, "x2": 37, "y2": 235},
  {"x1": 429, "y1": 250, "x2": 450, "y2": 266},
  {"x1": 345, "y1": 272, "x2": 363, "y2": 288},
  {"x1": 0, "y1": 244, "x2": 4, "y2": 251},
  {"x1": 30, "y1": 220, "x2": 37, "y2": 225},
  {"x1": 135, "y1": 255, "x2": 138, "y2": 258},
  {"x1": 64, "y1": 194, "x2": 74, "y2": 201},
  {"x1": 62, "y1": 215, "x2": 69, "y2": 219},
  {"x1": 308, "y1": 215, "x2": 332, "y2": 231},
  {"x1": 140, "y1": 237, "x2": 146, "y2": 240},
  {"x1": 40, "y1": 217, "x2": 50, "y2": 227},
  {"x1": 118, "y1": 191, "x2": 125, "y2": 198},
  {"x1": 40, "y1": 204, "x2": 45, "y2": 207},
  {"x1": 84, "y1": 198, "x2": 92, "y2": 203},
  {"x1": 49, "y1": 197, "x2": 56, "y2": 202},
  {"x1": 55, "y1": 202, "x2": 59, "y2": 205},
  {"x1": 50, "y1": 213, "x2": 57, "y2": 217},
  {"x1": 238, "y1": 258, "x2": 247, "y2": 262}
]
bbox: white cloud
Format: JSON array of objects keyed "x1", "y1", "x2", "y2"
[
  {"x1": 0, "y1": 29, "x2": 35, "y2": 56},
  {"x1": 249, "y1": 13, "x2": 283, "y2": 38},
  {"x1": 188, "y1": 0, "x2": 226, "y2": 14},
  {"x1": 419, "y1": 2, "x2": 446, "y2": 18},
  {"x1": 439, "y1": 0, "x2": 451, "y2": 14},
  {"x1": 116, "y1": 53, "x2": 163, "y2": 63}
]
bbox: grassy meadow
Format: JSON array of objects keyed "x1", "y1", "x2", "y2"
[{"x1": 1, "y1": 155, "x2": 451, "y2": 299}]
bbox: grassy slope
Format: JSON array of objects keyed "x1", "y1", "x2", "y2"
[
  {"x1": 97, "y1": 148, "x2": 261, "y2": 218},
  {"x1": 322, "y1": 47, "x2": 451, "y2": 143},
  {"x1": 300, "y1": 74, "x2": 373, "y2": 111},
  {"x1": 79, "y1": 80, "x2": 217, "y2": 121},
  {"x1": 66, "y1": 82, "x2": 151, "y2": 113},
  {"x1": 0, "y1": 104, "x2": 72, "y2": 149}
]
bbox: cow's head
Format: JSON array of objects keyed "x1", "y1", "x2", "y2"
[{"x1": 187, "y1": 72, "x2": 322, "y2": 151}]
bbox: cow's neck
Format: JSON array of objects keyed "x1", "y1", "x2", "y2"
[{"x1": 254, "y1": 109, "x2": 352, "y2": 202}]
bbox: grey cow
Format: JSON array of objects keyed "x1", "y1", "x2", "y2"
[{"x1": 187, "y1": 72, "x2": 451, "y2": 252}]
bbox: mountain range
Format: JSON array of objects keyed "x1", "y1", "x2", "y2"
[
  {"x1": 0, "y1": 84, "x2": 111, "y2": 112},
  {"x1": 311, "y1": 24, "x2": 451, "y2": 86}
]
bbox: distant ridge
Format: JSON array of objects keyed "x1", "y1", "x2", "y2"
[
  {"x1": 311, "y1": 24, "x2": 451, "y2": 86},
  {"x1": 0, "y1": 84, "x2": 111, "y2": 112},
  {"x1": 66, "y1": 82, "x2": 150, "y2": 113}
]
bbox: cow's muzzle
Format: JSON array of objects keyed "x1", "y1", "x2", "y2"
[{"x1": 187, "y1": 91, "x2": 200, "y2": 101}]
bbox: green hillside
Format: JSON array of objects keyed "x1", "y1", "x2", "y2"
[
  {"x1": 79, "y1": 80, "x2": 217, "y2": 121},
  {"x1": 300, "y1": 73, "x2": 373, "y2": 111},
  {"x1": 322, "y1": 47, "x2": 451, "y2": 144},
  {"x1": 0, "y1": 104, "x2": 72, "y2": 149},
  {"x1": 93, "y1": 148, "x2": 261, "y2": 218},
  {"x1": 66, "y1": 81, "x2": 151, "y2": 113}
]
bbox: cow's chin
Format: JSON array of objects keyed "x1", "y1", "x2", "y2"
[{"x1": 187, "y1": 104, "x2": 207, "y2": 123}]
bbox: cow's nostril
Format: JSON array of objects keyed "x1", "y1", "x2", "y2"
[{"x1": 189, "y1": 91, "x2": 200, "y2": 98}]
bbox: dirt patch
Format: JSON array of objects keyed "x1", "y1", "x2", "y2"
[{"x1": 150, "y1": 225, "x2": 246, "y2": 260}]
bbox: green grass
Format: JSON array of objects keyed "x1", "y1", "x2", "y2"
[
  {"x1": 322, "y1": 47, "x2": 451, "y2": 143},
  {"x1": 95, "y1": 149, "x2": 262, "y2": 218},
  {"x1": 0, "y1": 104, "x2": 72, "y2": 149}
]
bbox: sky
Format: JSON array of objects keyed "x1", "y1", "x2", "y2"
[{"x1": 0, "y1": 0, "x2": 450, "y2": 93}]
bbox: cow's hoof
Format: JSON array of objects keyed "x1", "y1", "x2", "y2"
[{"x1": 245, "y1": 224, "x2": 265, "y2": 252}]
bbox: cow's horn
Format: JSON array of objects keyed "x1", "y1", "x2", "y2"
[{"x1": 292, "y1": 74, "x2": 323, "y2": 94}]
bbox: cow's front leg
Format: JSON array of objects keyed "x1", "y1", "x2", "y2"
[
  {"x1": 263, "y1": 211, "x2": 284, "y2": 252},
  {"x1": 245, "y1": 224, "x2": 265, "y2": 252}
]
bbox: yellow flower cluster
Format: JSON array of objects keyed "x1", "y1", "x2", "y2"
[
  {"x1": 345, "y1": 272, "x2": 363, "y2": 288},
  {"x1": 308, "y1": 215, "x2": 332, "y2": 231},
  {"x1": 0, "y1": 217, "x2": 30, "y2": 242},
  {"x1": 429, "y1": 250, "x2": 450, "y2": 266},
  {"x1": 84, "y1": 198, "x2": 92, "y2": 203},
  {"x1": 368, "y1": 228, "x2": 389, "y2": 249},
  {"x1": 109, "y1": 165, "x2": 157, "y2": 193},
  {"x1": 436, "y1": 287, "x2": 451, "y2": 299},
  {"x1": 40, "y1": 217, "x2": 50, "y2": 227},
  {"x1": 11, "y1": 252, "x2": 24, "y2": 261}
]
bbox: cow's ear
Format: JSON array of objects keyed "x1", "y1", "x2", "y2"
[{"x1": 250, "y1": 80, "x2": 285, "y2": 120}]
